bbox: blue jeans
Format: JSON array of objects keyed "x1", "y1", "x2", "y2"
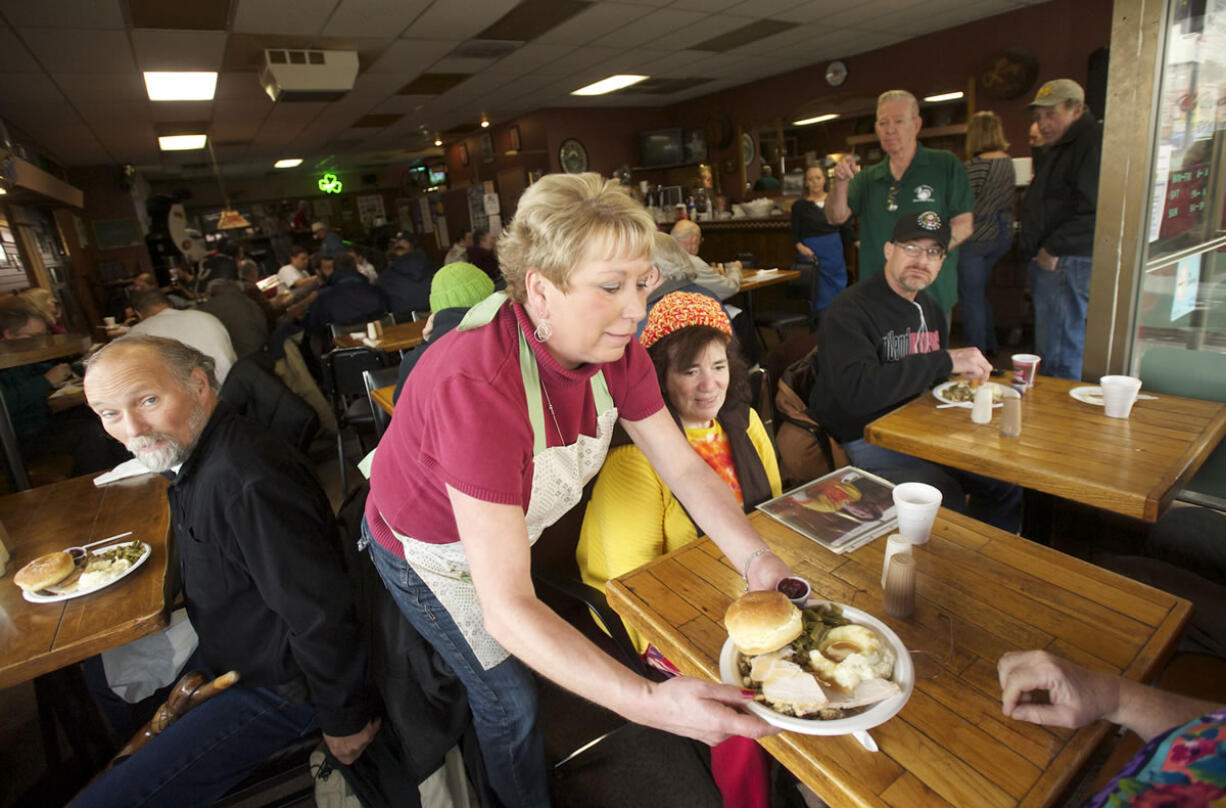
[
  {"x1": 802, "y1": 233, "x2": 848, "y2": 316},
  {"x1": 957, "y1": 218, "x2": 1012, "y2": 354},
  {"x1": 70, "y1": 681, "x2": 317, "y2": 808},
  {"x1": 365, "y1": 521, "x2": 550, "y2": 808},
  {"x1": 1029, "y1": 254, "x2": 1092, "y2": 380},
  {"x1": 844, "y1": 439, "x2": 1021, "y2": 534}
]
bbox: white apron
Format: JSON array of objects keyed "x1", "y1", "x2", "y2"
[{"x1": 371, "y1": 294, "x2": 618, "y2": 669}]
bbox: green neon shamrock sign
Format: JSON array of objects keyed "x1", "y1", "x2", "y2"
[{"x1": 318, "y1": 173, "x2": 343, "y2": 194}]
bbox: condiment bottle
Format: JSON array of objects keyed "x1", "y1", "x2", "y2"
[
  {"x1": 971, "y1": 384, "x2": 993, "y2": 424},
  {"x1": 1001, "y1": 389, "x2": 1022, "y2": 437}
]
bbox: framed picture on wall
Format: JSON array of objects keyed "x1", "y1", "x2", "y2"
[
  {"x1": 459, "y1": 143, "x2": 469, "y2": 166},
  {"x1": 508, "y1": 125, "x2": 521, "y2": 152}
]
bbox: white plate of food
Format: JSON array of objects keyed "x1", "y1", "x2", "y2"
[
  {"x1": 1069, "y1": 385, "x2": 1104, "y2": 406},
  {"x1": 719, "y1": 594, "x2": 913, "y2": 744},
  {"x1": 20, "y1": 541, "x2": 151, "y2": 603},
  {"x1": 932, "y1": 380, "x2": 1006, "y2": 408}
]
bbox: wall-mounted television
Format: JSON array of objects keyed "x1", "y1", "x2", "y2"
[
  {"x1": 428, "y1": 166, "x2": 446, "y2": 185},
  {"x1": 639, "y1": 128, "x2": 684, "y2": 167}
]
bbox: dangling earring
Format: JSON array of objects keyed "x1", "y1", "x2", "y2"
[{"x1": 533, "y1": 319, "x2": 553, "y2": 342}]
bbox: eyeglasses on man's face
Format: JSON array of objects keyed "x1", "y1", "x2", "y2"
[{"x1": 894, "y1": 241, "x2": 946, "y2": 261}]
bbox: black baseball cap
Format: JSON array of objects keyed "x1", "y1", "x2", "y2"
[{"x1": 891, "y1": 209, "x2": 950, "y2": 250}]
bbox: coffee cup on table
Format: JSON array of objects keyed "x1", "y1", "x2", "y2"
[
  {"x1": 103, "y1": 316, "x2": 116, "y2": 327},
  {"x1": 1011, "y1": 354, "x2": 1040, "y2": 393},
  {"x1": 892, "y1": 482, "x2": 942, "y2": 545},
  {"x1": 1100, "y1": 375, "x2": 1143, "y2": 418}
]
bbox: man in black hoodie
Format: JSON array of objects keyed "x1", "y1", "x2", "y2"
[
  {"x1": 1020, "y1": 79, "x2": 1102, "y2": 381},
  {"x1": 809, "y1": 210, "x2": 1021, "y2": 532},
  {"x1": 376, "y1": 231, "x2": 435, "y2": 315}
]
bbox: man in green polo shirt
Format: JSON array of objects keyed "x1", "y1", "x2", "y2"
[{"x1": 826, "y1": 89, "x2": 974, "y2": 314}]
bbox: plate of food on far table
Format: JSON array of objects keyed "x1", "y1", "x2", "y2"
[
  {"x1": 15, "y1": 541, "x2": 151, "y2": 603},
  {"x1": 932, "y1": 380, "x2": 1006, "y2": 408}
]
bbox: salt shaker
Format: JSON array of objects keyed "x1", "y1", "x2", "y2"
[
  {"x1": 881, "y1": 533, "x2": 912, "y2": 588},
  {"x1": 883, "y1": 553, "x2": 916, "y2": 619},
  {"x1": 971, "y1": 384, "x2": 993, "y2": 424},
  {"x1": 1001, "y1": 388, "x2": 1022, "y2": 437}
]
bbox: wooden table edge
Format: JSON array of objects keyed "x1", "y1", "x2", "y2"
[
  {"x1": 0, "y1": 610, "x2": 171, "y2": 691},
  {"x1": 1146, "y1": 405, "x2": 1226, "y2": 520}
]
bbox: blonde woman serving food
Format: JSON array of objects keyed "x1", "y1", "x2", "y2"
[{"x1": 364, "y1": 174, "x2": 790, "y2": 806}]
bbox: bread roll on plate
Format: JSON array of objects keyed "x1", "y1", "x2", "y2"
[
  {"x1": 725, "y1": 590, "x2": 803, "y2": 655},
  {"x1": 14, "y1": 551, "x2": 76, "y2": 593}
]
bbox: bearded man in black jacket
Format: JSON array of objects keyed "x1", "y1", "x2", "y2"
[{"x1": 808, "y1": 211, "x2": 1021, "y2": 533}]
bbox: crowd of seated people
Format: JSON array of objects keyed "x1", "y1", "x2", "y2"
[{"x1": 10, "y1": 99, "x2": 1216, "y2": 807}]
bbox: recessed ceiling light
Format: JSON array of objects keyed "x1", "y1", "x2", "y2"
[
  {"x1": 923, "y1": 91, "x2": 964, "y2": 103},
  {"x1": 143, "y1": 72, "x2": 218, "y2": 101},
  {"x1": 572, "y1": 74, "x2": 649, "y2": 96},
  {"x1": 274, "y1": 158, "x2": 303, "y2": 168},
  {"x1": 434, "y1": 135, "x2": 442, "y2": 146},
  {"x1": 792, "y1": 113, "x2": 838, "y2": 126},
  {"x1": 158, "y1": 134, "x2": 207, "y2": 151}
]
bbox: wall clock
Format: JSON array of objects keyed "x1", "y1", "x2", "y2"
[
  {"x1": 825, "y1": 60, "x2": 848, "y2": 87},
  {"x1": 741, "y1": 132, "x2": 755, "y2": 166},
  {"x1": 558, "y1": 138, "x2": 588, "y2": 174}
]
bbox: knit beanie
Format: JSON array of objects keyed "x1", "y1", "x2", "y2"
[
  {"x1": 640, "y1": 291, "x2": 732, "y2": 349},
  {"x1": 430, "y1": 262, "x2": 494, "y2": 311}
]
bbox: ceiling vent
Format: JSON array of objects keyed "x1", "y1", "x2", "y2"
[{"x1": 260, "y1": 49, "x2": 358, "y2": 102}]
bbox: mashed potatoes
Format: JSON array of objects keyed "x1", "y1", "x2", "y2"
[{"x1": 807, "y1": 624, "x2": 896, "y2": 692}]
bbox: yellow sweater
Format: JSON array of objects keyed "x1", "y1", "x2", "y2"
[{"x1": 576, "y1": 409, "x2": 782, "y2": 653}]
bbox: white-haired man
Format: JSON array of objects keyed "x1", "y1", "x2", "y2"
[
  {"x1": 76, "y1": 335, "x2": 378, "y2": 807},
  {"x1": 826, "y1": 89, "x2": 974, "y2": 315}
]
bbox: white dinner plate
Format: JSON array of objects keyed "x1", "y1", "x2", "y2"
[
  {"x1": 718, "y1": 602, "x2": 913, "y2": 737},
  {"x1": 932, "y1": 380, "x2": 1006, "y2": 409},
  {"x1": 23, "y1": 542, "x2": 152, "y2": 604},
  {"x1": 1069, "y1": 385, "x2": 1104, "y2": 406}
]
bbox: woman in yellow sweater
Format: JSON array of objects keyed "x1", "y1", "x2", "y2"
[{"x1": 577, "y1": 291, "x2": 783, "y2": 806}]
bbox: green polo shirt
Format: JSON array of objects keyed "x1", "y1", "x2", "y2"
[{"x1": 847, "y1": 145, "x2": 974, "y2": 311}]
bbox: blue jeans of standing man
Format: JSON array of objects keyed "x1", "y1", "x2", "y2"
[
  {"x1": 365, "y1": 520, "x2": 551, "y2": 808},
  {"x1": 71, "y1": 675, "x2": 317, "y2": 808},
  {"x1": 957, "y1": 216, "x2": 1012, "y2": 355},
  {"x1": 843, "y1": 439, "x2": 1022, "y2": 533},
  {"x1": 1029, "y1": 254, "x2": 1092, "y2": 380}
]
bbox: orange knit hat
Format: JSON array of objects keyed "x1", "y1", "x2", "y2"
[{"x1": 640, "y1": 291, "x2": 732, "y2": 349}]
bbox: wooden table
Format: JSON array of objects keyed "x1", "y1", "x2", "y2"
[
  {"x1": 0, "y1": 332, "x2": 93, "y2": 491},
  {"x1": 606, "y1": 510, "x2": 1191, "y2": 808},
  {"x1": 0, "y1": 472, "x2": 172, "y2": 689},
  {"x1": 332, "y1": 320, "x2": 426, "y2": 352},
  {"x1": 371, "y1": 384, "x2": 394, "y2": 417},
  {"x1": 864, "y1": 374, "x2": 1226, "y2": 522},
  {"x1": 738, "y1": 268, "x2": 801, "y2": 294}
]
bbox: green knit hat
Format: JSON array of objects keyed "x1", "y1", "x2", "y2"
[{"x1": 430, "y1": 262, "x2": 494, "y2": 311}]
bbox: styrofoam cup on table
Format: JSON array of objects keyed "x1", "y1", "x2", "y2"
[
  {"x1": 892, "y1": 483, "x2": 942, "y2": 545},
  {"x1": 1100, "y1": 375, "x2": 1143, "y2": 419}
]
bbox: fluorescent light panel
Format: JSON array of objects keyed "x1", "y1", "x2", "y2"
[
  {"x1": 158, "y1": 134, "x2": 207, "y2": 151},
  {"x1": 923, "y1": 91, "x2": 964, "y2": 102},
  {"x1": 793, "y1": 113, "x2": 838, "y2": 126},
  {"x1": 144, "y1": 71, "x2": 218, "y2": 101},
  {"x1": 572, "y1": 74, "x2": 648, "y2": 96},
  {"x1": 274, "y1": 158, "x2": 303, "y2": 168}
]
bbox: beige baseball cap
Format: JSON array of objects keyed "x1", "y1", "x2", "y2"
[{"x1": 1030, "y1": 78, "x2": 1085, "y2": 107}]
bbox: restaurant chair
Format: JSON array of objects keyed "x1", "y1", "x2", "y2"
[
  {"x1": 391, "y1": 310, "x2": 430, "y2": 324},
  {"x1": 1138, "y1": 347, "x2": 1226, "y2": 511},
  {"x1": 329, "y1": 314, "x2": 395, "y2": 340},
  {"x1": 754, "y1": 259, "x2": 819, "y2": 347},
  {"x1": 323, "y1": 348, "x2": 387, "y2": 494},
  {"x1": 747, "y1": 366, "x2": 777, "y2": 452},
  {"x1": 362, "y1": 366, "x2": 400, "y2": 441}
]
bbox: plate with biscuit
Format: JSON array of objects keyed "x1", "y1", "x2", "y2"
[
  {"x1": 16, "y1": 541, "x2": 151, "y2": 603},
  {"x1": 719, "y1": 591, "x2": 913, "y2": 748}
]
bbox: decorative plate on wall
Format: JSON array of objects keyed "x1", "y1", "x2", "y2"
[
  {"x1": 825, "y1": 60, "x2": 848, "y2": 87},
  {"x1": 558, "y1": 138, "x2": 588, "y2": 174},
  {"x1": 979, "y1": 47, "x2": 1038, "y2": 100},
  {"x1": 741, "y1": 132, "x2": 755, "y2": 166}
]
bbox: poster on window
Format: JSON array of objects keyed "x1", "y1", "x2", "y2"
[{"x1": 1171, "y1": 254, "x2": 1201, "y2": 321}]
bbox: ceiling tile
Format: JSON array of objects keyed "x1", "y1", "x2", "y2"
[
  {"x1": 215, "y1": 72, "x2": 272, "y2": 105},
  {"x1": 670, "y1": 0, "x2": 745, "y2": 12},
  {"x1": 668, "y1": 13, "x2": 765, "y2": 51},
  {"x1": 232, "y1": 0, "x2": 339, "y2": 35},
  {"x1": 322, "y1": 0, "x2": 432, "y2": 37},
  {"x1": 20, "y1": 28, "x2": 136, "y2": 73},
  {"x1": 0, "y1": 71, "x2": 66, "y2": 106},
  {"x1": 592, "y1": 8, "x2": 707, "y2": 48},
  {"x1": 150, "y1": 100, "x2": 215, "y2": 122},
  {"x1": 131, "y1": 29, "x2": 227, "y2": 70},
  {"x1": 633, "y1": 48, "x2": 709, "y2": 75},
  {"x1": 488, "y1": 42, "x2": 575, "y2": 75},
  {"x1": 725, "y1": 0, "x2": 809, "y2": 16},
  {"x1": 429, "y1": 56, "x2": 499, "y2": 73},
  {"x1": 0, "y1": 24, "x2": 43, "y2": 72},
  {"x1": 347, "y1": 71, "x2": 408, "y2": 96},
  {"x1": 56, "y1": 72, "x2": 149, "y2": 106},
  {"x1": 129, "y1": 0, "x2": 230, "y2": 30},
  {"x1": 369, "y1": 94, "x2": 433, "y2": 113},
  {"x1": 534, "y1": 2, "x2": 655, "y2": 46},
  {"x1": 210, "y1": 119, "x2": 263, "y2": 141},
  {"x1": 365, "y1": 38, "x2": 456, "y2": 73},
  {"x1": 402, "y1": 0, "x2": 520, "y2": 40},
  {"x1": 76, "y1": 101, "x2": 153, "y2": 126},
  {"x1": 529, "y1": 45, "x2": 621, "y2": 76},
  {"x1": 0, "y1": 0, "x2": 125, "y2": 29}
]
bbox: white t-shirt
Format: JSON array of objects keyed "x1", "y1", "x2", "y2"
[
  {"x1": 128, "y1": 308, "x2": 237, "y2": 384},
  {"x1": 277, "y1": 263, "x2": 308, "y2": 295}
]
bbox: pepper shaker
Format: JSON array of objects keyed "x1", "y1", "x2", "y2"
[
  {"x1": 883, "y1": 553, "x2": 916, "y2": 619},
  {"x1": 1001, "y1": 388, "x2": 1022, "y2": 437}
]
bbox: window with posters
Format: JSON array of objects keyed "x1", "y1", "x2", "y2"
[{"x1": 1132, "y1": 0, "x2": 1226, "y2": 362}]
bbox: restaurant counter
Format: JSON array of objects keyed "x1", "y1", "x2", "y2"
[{"x1": 696, "y1": 217, "x2": 794, "y2": 270}]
